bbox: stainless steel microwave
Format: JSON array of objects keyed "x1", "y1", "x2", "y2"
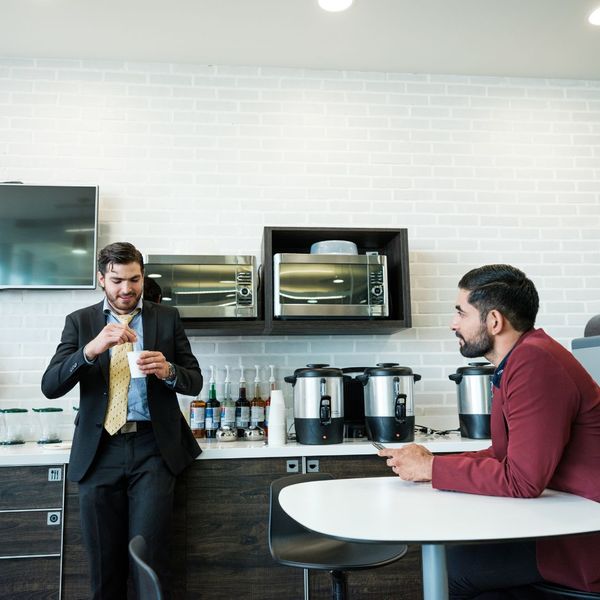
[
  {"x1": 144, "y1": 255, "x2": 257, "y2": 319},
  {"x1": 273, "y1": 253, "x2": 389, "y2": 319}
]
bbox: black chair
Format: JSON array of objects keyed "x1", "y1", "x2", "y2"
[
  {"x1": 128, "y1": 535, "x2": 164, "y2": 600},
  {"x1": 531, "y1": 581, "x2": 600, "y2": 600},
  {"x1": 269, "y1": 473, "x2": 408, "y2": 600},
  {"x1": 533, "y1": 582, "x2": 600, "y2": 599},
  {"x1": 584, "y1": 315, "x2": 600, "y2": 337}
]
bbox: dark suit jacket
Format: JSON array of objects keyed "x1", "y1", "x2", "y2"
[{"x1": 41, "y1": 300, "x2": 203, "y2": 482}]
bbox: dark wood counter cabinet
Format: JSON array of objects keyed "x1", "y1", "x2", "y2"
[
  {"x1": 2, "y1": 457, "x2": 422, "y2": 599},
  {"x1": 0, "y1": 465, "x2": 64, "y2": 599}
]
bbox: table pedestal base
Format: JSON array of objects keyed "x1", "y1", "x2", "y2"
[{"x1": 422, "y1": 543, "x2": 448, "y2": 600}]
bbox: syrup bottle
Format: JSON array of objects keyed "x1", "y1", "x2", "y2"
[
  {"x1": 250, "y1": 365, "x2": 265, "y2": 430},
  {"x1": 219, "y1": 364, "x2": 236, "y2": 431},
  {"x1": 235, "y1": 365, "x2": 250, "y2": 438},
  {"x1": 204, "y1": 365, "x2": 221, "y2": 439},
  {"x1": 190, "y1": 394, "x2": 206, "y2": 439}
]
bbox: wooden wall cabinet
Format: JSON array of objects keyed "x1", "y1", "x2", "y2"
[
  {"x1": 183, "y1": 226, "x2": 412, "y2": 336},
  {"x1": 262, "y1": 226, "x2": 412, "y2": 335}
]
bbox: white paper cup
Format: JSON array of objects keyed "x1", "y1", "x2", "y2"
[
  {"x1": 127, "y1": 351, "x2": 146, "y2": 378},
  {"x1": 268, "y1": 390, "x2": 287, "y2": 446}
]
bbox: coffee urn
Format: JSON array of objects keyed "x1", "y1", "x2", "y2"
[
  {"x1": 357, "y1": 363, "x2": 420, "y2": 443},
  {"x1": 284, "y1": 364, "x2": 344, "y2": 445},
  {"x1": 449, "y1": 362, "x2": 494, "y2": 439}
]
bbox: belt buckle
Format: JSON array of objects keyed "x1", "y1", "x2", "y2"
[{"x1": 120, "y1": 422, "x2": 137, "y2": 434}]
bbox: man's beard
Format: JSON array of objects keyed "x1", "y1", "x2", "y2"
[
  {"x1": 106, "y1": 289, "x2": 141, "y2": 313},
  {"x1": 456, "y1": 324, "x2": 493, "y2": 359}
]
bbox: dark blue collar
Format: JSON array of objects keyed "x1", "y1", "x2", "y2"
[{"x1": 492, "y1": 349, "x2": 513, "y2": 389}]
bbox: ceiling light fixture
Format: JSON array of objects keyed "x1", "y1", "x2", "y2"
[
  {"x1": 318, "y1": 0, "x2": 353, "y2": 13},
  {"x1": 589, "y1": 6, "x2": 600, "y2": 25}
]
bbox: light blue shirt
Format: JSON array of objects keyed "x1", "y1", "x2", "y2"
[{"x1": 103, "y1": 298, "x2": 150, "y2": 421}]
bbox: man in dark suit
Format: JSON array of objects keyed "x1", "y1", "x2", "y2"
[{"x1": 42, "y1": 242, "x2": 202, "y2": 599}]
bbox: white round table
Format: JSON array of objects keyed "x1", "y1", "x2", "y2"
[{"x1": 279, "y1": 477, "x2": 600, "y2": 600}]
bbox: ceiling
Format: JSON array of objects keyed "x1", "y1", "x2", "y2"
[{"x1": 3, "y1": 0, "x2": 600, "y2": 80}]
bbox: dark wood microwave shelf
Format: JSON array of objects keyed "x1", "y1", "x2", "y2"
[
  {"x1": 262, "y1": 226, "x2": 411, "y2": 336},
  {"x1": 183, "y1": 226, "x2": 412, "y2": 337}
]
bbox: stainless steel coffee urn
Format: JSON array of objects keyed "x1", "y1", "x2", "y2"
[
  {"x1": 356, "y1": 363, "x2": 420, "y2": 443},
  {"x1": 284, "y1": 364, "x2": 344, "y2": 445},
  {"x1": 449, "y1": 362, "x2": 494, "y2": 439}
]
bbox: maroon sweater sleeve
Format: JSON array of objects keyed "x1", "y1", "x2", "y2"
[{"x1": 432, "y1": 343, "x2": 579, "y2": 497}]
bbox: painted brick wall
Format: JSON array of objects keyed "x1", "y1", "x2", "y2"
[{"x1": 0, "y1": 58, "x2": 599, "y2": 439}]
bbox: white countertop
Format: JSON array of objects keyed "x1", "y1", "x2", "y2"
[{"x1": 0, "y1": 433, "x2": 489, "y2": 467}]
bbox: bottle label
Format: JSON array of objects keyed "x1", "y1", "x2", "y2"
[
  {"x1": 190, "y1": 406, "x2": 205, "y2": 429},
  {"x1": 206, "y1": 407, "x2": 221, "y2": 430},
  {"x1": 265, "y1": 405, "x2": 270, "y2": 426},
  {"x1": 221, "y1": 405, "x2": 236, "y2": 428},
  {"x1": 250, "y1": 406, "x2": 265, "y2": 426},
  {"x1": 235, "y1": 406, "x2": 250, "y2": 428}
]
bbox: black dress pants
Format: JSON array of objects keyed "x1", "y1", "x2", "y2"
[
  {"x1": 447, "y1": 540, "x2": 545, "y2": 600},
  {"x1": 78, "y1": 426, "x2": 176, "y2": 600}
]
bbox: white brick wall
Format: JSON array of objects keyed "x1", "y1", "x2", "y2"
[{"x1": 1, "y1": 59, "x2": 599, "y2": 439}]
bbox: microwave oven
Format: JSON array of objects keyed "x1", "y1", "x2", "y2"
[
  {"x1": 273, "y1": 253, "x2": 389, "y2": 319},
  {"x1": 144, "y1": 255, "x2": 257, "y2": 319}
]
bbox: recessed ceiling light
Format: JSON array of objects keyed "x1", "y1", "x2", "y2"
[
  {"x1": 589, "y1": 6, "x2": 600, "y2": 25},
  {"x1": 318, "y1": 0, "x2": 353, "y2": 12}
]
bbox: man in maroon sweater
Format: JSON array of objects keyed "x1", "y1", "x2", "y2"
[{"x1": 380, "y1": 264, "x2": 600, "y2": 598}]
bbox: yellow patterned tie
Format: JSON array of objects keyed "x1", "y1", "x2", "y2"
[{"x1": 104, "y1": 312, "x2": 138, "y2": 435}]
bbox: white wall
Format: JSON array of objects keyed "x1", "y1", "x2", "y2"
[{"x1": 1, "y1": 58, "x2": 599, "y2": 439}]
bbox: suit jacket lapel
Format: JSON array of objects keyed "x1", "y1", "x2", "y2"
[
  {"x1": 91, "y1": 301, "x2": 110, "y2": 385},
  {"x1": 143, "y1": 301, "x2": 158, "y2": 351}
]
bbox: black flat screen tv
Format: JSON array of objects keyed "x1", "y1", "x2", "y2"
[{"x1": 0, "y1": 183, "x2": 98, "y2": 289}]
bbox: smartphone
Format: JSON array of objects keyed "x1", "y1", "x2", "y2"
[{"x1": 372, "y1": 442, "x2": 386, "y2": 451}]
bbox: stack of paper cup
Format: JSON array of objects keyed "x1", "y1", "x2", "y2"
[{"x1": 268, "y1": 390, "x2": 287, "y2": 447}]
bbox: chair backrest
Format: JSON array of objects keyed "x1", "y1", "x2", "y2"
[
  {"x1": 128, "y1": 535, "x2": 164, "y2": 600},
  {"x1": 268, "y1": 472, "x2": 334, "y2": 559},
  {"x1": 584, "y1": 315, "x2": 600, "y2": 337}
]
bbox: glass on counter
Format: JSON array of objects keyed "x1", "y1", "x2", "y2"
[
  {"x1": 0, "y1": 408, "x2": 29, "y2": 445},
  {"x1": 32, "y1": 407, "x2": 64, "y2": 444}
]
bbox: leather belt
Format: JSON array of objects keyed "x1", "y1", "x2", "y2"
[{"x1": 116, "y1": 421, "x2": 152, "y2": 435}]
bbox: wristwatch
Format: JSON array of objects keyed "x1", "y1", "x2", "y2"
[{"x1": 162, "y1": 362, "x2": 176, "y2": 382}]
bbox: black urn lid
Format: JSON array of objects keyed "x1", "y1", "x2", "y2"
[
  {"x1": 453, "y1": 362, "x2": 495, "y2": 376},
  {"x1": 363, "y1": 363, "x2": 415, "y2": 377},
  {"x1": 295, "y1": 364, "x2": 343, "y2": 378}
]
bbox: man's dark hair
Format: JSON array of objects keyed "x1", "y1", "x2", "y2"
[
  {"x1": 143, "y1": 276, "x2": 162, "y2": 303},
  {"x1": 458, "y1": 264, "x2": 539, "y2": 332},
  {"x1": 97, "y1": 242, "x2": 144, "y2": 275}
]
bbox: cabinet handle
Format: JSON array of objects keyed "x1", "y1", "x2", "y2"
[
  {"x1": 47, "y1": 467, "x2": 62, "y2": 482},
  {"x1": 47, "y1": 511, "x2": 61, "y2": 526},
  {"x1": 286, "y1": 460, "x2": 299, "y2": 473},
  {"x1": 306, "y1": 459, "x2": 320, "y2": 473}
]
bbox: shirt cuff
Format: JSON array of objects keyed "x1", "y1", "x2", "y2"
[{"x1": 82, "y1": 345, "x2": 96, "y2": 365}]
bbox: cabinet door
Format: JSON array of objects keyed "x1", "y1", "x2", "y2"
[
  {"x1": 0, "y1": 510, "x2": 62, "y2": 556},
  {"x1": 0, "y1": 465, "x2": 64, "y2": 510},
  {"x1": 308, "y1": 455, "x2": 423, "y2": 600},
  {"x1": 185, "y1": 458, "x2": 304, "y2": 600},
  {"x1": 0, "y1": 557, "x2": 60, "y2": 599}
]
